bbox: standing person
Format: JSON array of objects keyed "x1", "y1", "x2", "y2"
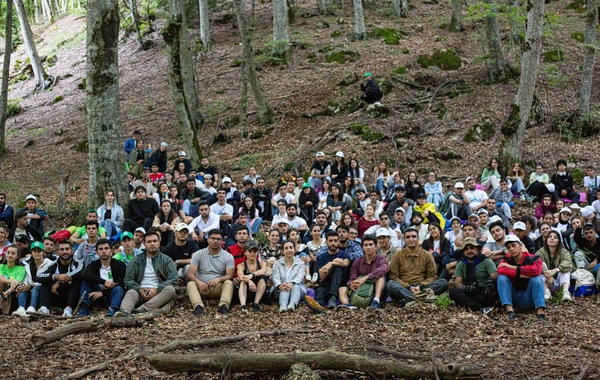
[
  {"x1": 128, "y1": 140, "x2": 150, "y2": 179},
  {"x1": 0, "y1": 245, "x2": 26, "y2": 315},
  {"x1": 124, "y1": 130, "x2": 142, "y2": 161},
  {"x1": 115, "y1": 230, "x2": 177, "y2": 317},
  {"x1": 360, "y1": 72, "x2": 383, "y2": 104},
  {"x1": 0, "y1": 193, "x2": 14, "y2": 230},
  {"x1": 481, "y1": 157, "x2": 501, "y2": 191},
  {"x1": 78, "y1": 239, "x2": 127, "y2": 317},
  {"x1": 237, "y1": 241, "x2": 267, "y2": 312},
  {"x1": 97, "y1": 190, "x2": 125, "y2": 242},
  {"x1": 551, "y1": 159, "x2": 580, "y2": 205},
  {"x1": 424, "y1": 172, "x2": 444, "y2": 209},
  {"x1": 308, "y1": 152, "x2": 331, "y2": 191},
  {"x1": 272, "y1": 240, "x2": 307, "y2": 313},
  {"x1": 14, "y1": 242, "x2": 52, "y2": 316}
]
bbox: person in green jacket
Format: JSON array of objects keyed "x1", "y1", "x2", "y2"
[
  {"x1": 535, "y1": 230, "x2": 573, "y2": 302},
  {"x1": 481, "y1": 157, "x2": 501, "y2": 191}
]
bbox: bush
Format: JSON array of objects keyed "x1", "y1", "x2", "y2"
[
  {"x1": 543, "y1": 49, "x2": 564, "y2": 62},
  {"x1": 6, "y1": 98, "x2": 21, "y2": 118},
  {"x1": 417, "y1": 49, "x2": 461, "y2": 70}
]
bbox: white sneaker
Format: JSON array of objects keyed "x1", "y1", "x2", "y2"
[
  {"x1": 26, "y1": 306, "x2": 36, "y2": 313},
  {"x1": 305, "y1": 273, "x2": 312, "y2": 282},
  {"x1": 12, "y1": 306, "x2": 27, "y2": 317},
  {"x1": 62, "y1": 307, "x2": 73, "y2": 317},
  {"x1": 37, "y1": 306, "x2": 50, "y2": 315},
  {"x1": 311, "y1": 273, "x2": 319, "y2": 283},
  {"x1": 562, "y1": 289, "x2": 573, "y2": 302},
  {"x1": 544, "y1": 287, "x2": 551, "y2": 300}
]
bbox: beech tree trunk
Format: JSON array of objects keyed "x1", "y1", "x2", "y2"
[
  {"x1": 484, "y1": 0, "x2": 506, "y2": 81},
  {"x1": 161, "y1": 0, "x2": 203, "y2": 166},
  {"x1": 233, "y1": 0, "x2": 273, "y2": 125},
  {"x1": 130, "y1": 0, "x2": 144, "y2": 46},
  {"x1": 578, "y1": 0, "x2": 597, "y2": 133},
  {"x1": 448, "y1": 0, "x2": 462, "y2": 31},
  {"x1": 15, "y1": 0, "x2": 54, "y2": 93},
  {"x1": 393, "y1": 0, "x2": 407, "y2": 17},
  {"x1": 508, "y1": 0, "x2": 523, "y2": 44},
  {"x1": 500, "y1": 0, "x2": 544, "y2": 167},
  {"x1": 352, "y1": 0, "x2": 365, "y2": 39},
  {"x1": 198, "y1": 0, "x2": 211, "y2": 49},
  {"x1": 272, "y1": 0, "x2": 290, "y2": 62},
  {"x1": 33, "y1": 0, "x2": 41, "y2": 23},
  {"x1": 86, "y1": 0, "x2": 128, "y2": 209},
  {"x1": 0, "y1": 0, "x2": 12, "y2": 157}
]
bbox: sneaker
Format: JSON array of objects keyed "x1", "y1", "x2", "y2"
[
  {"x1": 114, "y1": 309, "x2": 132, "y2": 318},
  {"x1": 106, "y1": 307, "x2": 117, "y2": 317},
  {"x1": 507, "y1": 311, "x2": 516, "y2": 321},
  {"x1": 217, "y1": 304, "x2": 229, "y2": 315},
  {"x1": 26, "y1": 306, "x2": 36, "y2": 314},
  {"x1": 305, "y1": 295, "x2": 326, "y2": 314},
  {"x1": 327, "y1": 296, "x2": 337, "y2": 309},
  {"x1": 287, "y1": 303, "x2": 296, "y2": 312},
  {"x1": 544, "y1": 287, "x2": 551, "y2": 300},
  {"x1": 12, "y1": 306, "x2": 27, "y2": 317},
  {"x1": 279, "y1": 304, "x2": 287, "y2": 313},
  {"x1": 193, "y1": 305, "x2": 204, "y2": 317},
  {"x1": 132, "y1": 307, "x2": 147, "y2": 315},
  {"x1": 62, "y1": 307, "x2": 73, "y2": 318},
  {"x1": 338, "y1": 303, "x2": 357, "y2": 310},
  {"x1": 77, "y1": 308, "x2": 90, "y2": 317},
  {"x1": 369, "y1": 299, "x2": 381, "y2": 309},
  {"x1": 240, "y1": 305, "x2": 248, "y2": 313},
  {"x1": 311, "y1": 273, "x2": 319, "y2": 283},
  {"x1": 37, "y1": 306, "x2": 50, "y2": 315},
  {"x1": 252, "y1": 303, "x2": 261, "y2": 313},
  {"x1": 481, "y1": 307, "x2": 494, "y2": 316},
  {"x1": 305, "y1": 273, "x2": 312, "y2": 282},
  {"x1": 561, "y1": 290, "x2": 572, "y2": 302},
  {"x1": 537, "y1": 313, "x2": 547, "y2": 321}
]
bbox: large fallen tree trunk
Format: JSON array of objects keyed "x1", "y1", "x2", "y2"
[{"x1": 148, "y1": 350, "x2": 482, "y2": 379}]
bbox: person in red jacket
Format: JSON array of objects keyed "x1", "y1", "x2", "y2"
[{"x1": 496, "y1": 235, "x2": 546, "y2": 321}]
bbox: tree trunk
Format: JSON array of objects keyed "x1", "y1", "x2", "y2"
[
  {"x1": 0, "y1": 0, "x2": 12, "y2": 157},
  {"x1": 392, "y1": 0, "x2": 407, "y2": 17},
  {"x1": 577, "y1": 0, "x2": 597, "y2": 134},
  {"x1": 484, "y1": 0, "x2": 506, "y2": 81},
  {"x1": 130, "y1": 0, "x2": 144, "y2": 46},
  {"x1": 508, "y1": 0, "x2": 523, "y2": 44},
  {"x1": 352, "y1": 0, "x2": 365, "y2": 39},
  {"x1": 86, "y1": 0, "x2": 128, "y2": 209},
  {"x1": 15, "y1": 0, "x2": 54, "y2": 93},
  {"x1": 500, "y1": 0, "x2": 544, "y2": 167},
  {"x1": 272, "y1": 0, "x2": 290, "y2": 62},
  {"x1": 33, "y1": 0, "x2": 41, "y2": 23},
  {"x1": 42, "y1": 0, "x2": 54, "y2": 22},
  {"x1": 198, "y1": 0, "x2": 211, "y2": 49},
  {"x1": 148, "y1": 351, "x2": 482, "y2": 379},
  {"x1": 448, "y1": 0, "x2": 462, "y2": 31},
  {"x1": 233, "y1": 0, "x2": 273, "y2": 125},
  {"x1": 317, "y1": 0, "x2": 325, "y2": 13},
  {"x1": 239, "y1": 61, "x2": 248, "y2": 134},
  {"x1": 161, "y1": 0, "x2": 204, "y2": 166}
]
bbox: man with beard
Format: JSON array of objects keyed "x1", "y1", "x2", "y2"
[
  {"x1": 448, "y1": 237, "x2": 498, "y2": 314},
  {"x1": 464, "y1": 177, "x2": 488, "y2": 212},
  {"x1": 0, "y1": 193, "x2": 14, "y2": 230},
  {"x1": 387, "y1": 186, "x2": 413, "y2": 223},
  {"x1": 308, "y1": 152, "x2": 331, "y2": 191},
  {"x1": 409, "y1": 211, "x2": 429, "y2": 243},
  {"x1": 163, "y1": 224, "x2": 200, "y2": 285},
  {"x1": 189, "y1": 202, "x2": 220, "y2": 249},
  {"x1": 283, "y1": 204, "x2": 308, "y2": 233},
  {"x1": 334, "y1": 225, "x2": 363, "y2": 261},
  {"x1": 364, "y1": 213, "x2": 400, "y2": 247},
  {"x1": 248, "y1": 177, "x2": 273, "y2": 221},
  {"x1": 227, "y1": 226, "x2": 250, "y2": 285},
  {"x1": 482, "y1": 219, "x2": 508, "y2": 263}
]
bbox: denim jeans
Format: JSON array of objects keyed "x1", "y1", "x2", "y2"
[
  {"x1": 427, "y1": 193, "x2": 443, "y2": 209},
  {"x1": 376, "y1": 178, "x2": 386, "y2": 193},
  {"x1": 509, "y1": 179, "x2": 526, "y2": 194},
  {"x1": 248, "y1": 217, "x2": 263, "y2": 234},
  {"x1": 100, "y1": 220, "x2": 121, "y2": 239},
  {"x1": 183, "y1": 200, "x2": 200, "y2": 217},
  {"x1": 497, "y1": 274, "x2": 546, "y2": 310},
  {"x1": 80, "y1": 281, "x2": 125, "y2": 310},
  {"x1": 386, "y1": 278, "x2": 448, "y2": 301},
  {"x1": 308, "y1": 177, "x2": 323, "y2": 191},
  {"x1": 18, "y1": 284, "x2": 41, "y2": 309},
  {"x1": 278, "y1": 284, "x2": 307, "y2": 307}
]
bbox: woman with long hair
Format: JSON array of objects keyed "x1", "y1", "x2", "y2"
[
  {"x1": 0, "y1": 245, "x2": 25, "y2": 315},
  {"x1": 239, "y1": 196, "x2": 263, "y2": 234},
  {"x1": 340, "y1": 212, "x2": 357, "y2": 228},
  {"x1": 327, "y1": 184, "x2": 349, "y2": 222},
  {"x1": 152, "y1": 199, "x2": 180, "y2": 246},
  {"x1": 331, "y1": 152, "x2": 349, "y2": 183},
  {"x1": 260, "y1": 229, "x2": 282, "y2": 262},
  {"x1": 318, "y1": 179, "x2": 332, "y2": 210},
  {"x1": 528, "y1": 163, "x2": 553, "y2": 201},
  {"x1": 536, "y1": 230, "x2": 573, "y2": 302},
  {"x1": 298, "y1": 183, "x2": 320, "y2": 222},
  {"x1": 421, "y1": 223, "x2": 451, "y2": 275},
  {"x1": 97, "y1": 190, "x2": 125, "y2": 240},
  {"x1": 405, "y1": 172, "x2": 425, "y2": 202},
  {"x1": 357, "y1": 204, "x2": 379, "y2": 238},
  {"x1": 272, "y1": 240, "x2": 307, "y2": 313},
  {"x1": 373, "y1": 162, "x2": 390, "y2": 199},
  {"x1": 481, "y1": 157, "x2": 501, "y2": 191},
  {"x1": 507, "y1": 162, "x2": 533, "y2": 201},
  {"x1": 348, "y1": 158, "x2": 365, "y2": 184},
  {"x1": 424, "y1": 171, "x2": 444, "y2": 209},
  {"x1": 153, "y1": 181, "x2": 170, "y2": 205},
  {"x1": 305, "y1": 224, "x2": 325, "y2": 283},
  {"x1": 14, "y1": 243, "x2": 52, "y2": 316}
]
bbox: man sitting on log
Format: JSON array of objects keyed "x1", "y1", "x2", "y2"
[{"x1": 115, "y1": 229, "x2": 177, "y2": 317}]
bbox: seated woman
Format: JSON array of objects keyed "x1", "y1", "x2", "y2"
[
  {"x1": 237, "y1": 241, "x2": 267, "y2": 312},
  {"x1": 287, "y1": 229, "x2": 311, "y2": 282},
  {"x1": 528, "y1": 163, "x2": 554, "y2": 201},
  {"x1": 347, "y1": 158, "x2": 365, "y2": 184},
  {"x1": 272, "y1": 241, "x2": 307, "y2": 313},
  {"x1": 239, "y1": 196, "x2": 263, "y2": 235},
  {"x1": 330, "y1": 152, "x2": 349, "y2": 184},
  {"x1": 372, "y1": 162, "x2": 391, "y2": 199},
  {"x1": 421, "y1": 223, "x2": 451, "y2": 275},
  {"x1": 446, "y1": 217, "x2": 462, "y2": 248},
  {"x1": 490, "y1": 179, "x2": 514, "y2": 221},
  {"x1": 299, "y1": 182, "x2": 320, "y2": 222},
  {"x1": 260, "y1": 229, "x2": 282, "y2": 263},
  {"x1": 534, "y1": 222, "x2": 553, "y2": 252},
  {"x1": 405, "y1": 172, "x2": 425, "y2": 202},
  {"x1": 520, "y1": 215, "x2": 538, "y2": 241},
  {"x1": 535, "y1": 194, "x2": 555, "y2": 222},
  {"x1": 535, "y1": 230, "x2": 572, "y2": 302},
  {"x1": 14, "y1": 242, "x2": 52, "y2": 316},
  {"x1": 413, "y1": 193, "x2": 445, "y2": 229},
  {"x1": 97, "y1": 190, "x2": 125, "y2": 241},
  {"x1": 357, "y1": 204, "x2": 379, "y2": 238},
  {"x1": 481, "y1": 157, "x2": 502, "y2": 191},
  {"x1": 0, "y1": 245, "x2": 26, "y2": 315},
  {"x1": 507, "y1": 162, "x2": 533, "y2": 202},
  {"x1": 152, "y1": 199, "x2": 180, "y2": 247},
  {"x1": 424, "y1": 171, "x2": 444, "y2": 209},
  {"x1": 339, "y1": 211, "x2": 357, "y2": 229},
  {"x1": 153, "y1": 181, "x2": 170, "y2": 205},
  {"x1": 243, "y1": 166, "x2": 260, "y2": 184},
  {"x1": 306, "y1": 224, "x2": 326, "y2": 283},
  {"x1": 327, "y1": 184, "x2": 348, "y2": 223},
  {"x1": 317, "y1": 179, "x2": 332, "y2": 210}
]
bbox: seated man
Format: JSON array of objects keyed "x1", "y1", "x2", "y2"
[
  {"x1": 37, "y1": 241, "x2": 84, "y2": 316},
  {"x1": 128, "y1": 140, "x2": 149, "y2": 179},
  {"x1": 163, "y1": 223, "x2": 199, "y2": 285},
  {"x1": 386, "y1": 228, "x2": 448, "y2": 303},
  {"x1": 189, "y1": 202, "x2": 220, "y2": 249},
  {"x1": 481, "y1": 219, "x2": 508, "y2": 263},
  {"x1": 464, "y1": 177, "x2": 488, "y2": 212},
  {"x1": 186, "y1": 229, "x2": 234, "y2": 316},
  {"x1": 248, "y1": 177, "x2": 272, "y2": 221},
  {"x1": 448, "y1": 237, "x2": 498, "y2": 313},
  {"x1": 115, "y1": 230, "x2": 177, "y2": 316},
  {"x1": 444, "y1": 222, "x2": 480, "y2": 279},
  {"x1": 360, "y1": 72, "x2": 383, "y2": 104},
  {"x1": 112, "y1": 231, "x2": 142, "y2": 265},
  {"x1": 130, "y1": 166, "x2": 155, "y2": 199},
  {"x1": 308, "y1": 152, "x2": 331, "y2": 191},
  {"x1": 497, "y1": 235, "x2": 546, "y2": 321},
  {"x1": 551, "y1": 159, "x2": 579, "y2": 205},
  {"x1": 444, "y1": 182, "x2": 472, "y2": 221},
  {"x1": 489, "y1": 179, "x2": 514, "y2": 221},
  {"x1": 79, "y1": 238, "x2": 126, "y2": 317},
  {"x1": 271, "y1": 182, "x2": 296, "y2": 220},
  {"x1": 339, "y1": 235, "x2": 388, "y2": 309},
  {"x1": 9, "y1": 211, "x2": 42, "y2": 243},
  {"x1": 180, "y1": 179, "x2": 210, "y2": 218},
  {"x1": 74, "y1": 220, "x2": 101, "y2": 266},
  {"x1": 123, "y1": 186, "x2": 160, "y2": 233},
  {"x1": 375, "y1": 228, "x2": 399, "y2": 262},
  {"x1": 69, "y1": 210, "x2": 108, "y2": 245},
  {"x1": 210, "y1": 188, "x2": 234, "y2": 235},
  {"x1": 386, "y1": 186, "x2": 413, "y2": 223},
  {"x1": 409, "y1": 211, "x2": 429, "y2": 243}
]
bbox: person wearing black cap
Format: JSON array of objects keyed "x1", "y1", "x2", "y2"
[
  {"x1": 409, "y1": 211, "x2": 429, "y2": 243},
  {"x1": 9, "y1": 211, "x2": 42, "y2": 244},
  {"x1": 550, "y1": 159, "x2": 580, "y2": 205},
  {"x1": 387, "y1": 185, "x2": 413, "y2": 223},
  {"x1": 123, "y1": 186, "x2": 160, "y2": 234}
]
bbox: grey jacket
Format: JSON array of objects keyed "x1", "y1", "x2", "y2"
[{"x1": 271, "y1": 256, "x2": 306, "y2": 289}]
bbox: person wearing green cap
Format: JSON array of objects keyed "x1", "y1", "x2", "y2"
[
  {"x1": 113, "y1": 231, "x2": 142, "y2": 266},
  {"x1": 360, "y1": 72, "x2": 383, "y2": 104},
  {"x1": 13, "y1": 241, "x2": 53, "y2": 316},
  {"x1": 299, "y1": 182, "x2": 319, "y2": 221}
]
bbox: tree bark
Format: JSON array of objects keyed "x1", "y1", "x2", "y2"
[
  {"x1": 161, "y1": 0, "x2": 204, "y2": 166},
  {"x1": 578, "y1": 0, "x2": 597, "y2": 133},
  {"x1": 33, "y1": 0, "x2": 41, "y2": 23},
  {"x1": 15, "y1": 0, "x2": 54, "y2": 93},
  {"x1": 393, "y1": 0, "x2": 407, "y2": 17},
  {"x1": 148, "y1": 351, "x2": 482, "y2": 379},
  {"x1": 0, "y1": 0, "x2": 12, "y2": 157},
  {"x1": 508, "y1": 0, "x2": 523, "y2": 44},
  {"x1": 130, "y1": 0, "x2": 144, "y2": 46},
  {"x1": 86, "y1": 0, "x2": 128, "y2": 209},
  {"x1": 233, "y1": 0, "x2": 273, "y2": 125},
  {"x1": 500, "y1": 0, "x2": 544, "y2": 167},
  {"x1": 352, "y1": 0, "x2": 365, "y2": 39},
  {"x1": 198, "y1": 0, "x2": 211, "y2": 49},
  {"x1": 448, "y1": 0, "x2": 462, "y2": 31},
  {"x1": 484, "y1": 0, "x2": 506, "y2": 81},
  {"x1": 272, "y1": 0, "x2": 290, "y2": 62}
]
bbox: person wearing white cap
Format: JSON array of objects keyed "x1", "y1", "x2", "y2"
[
  {"x1": 553, "y1": 207, "x2": 573, "y2": 251},
  {"x1": 512, "y1": 221, "x2": 535, "y2": 253},
  {"x1": 220, "y1": 176, "x2": 241, "y2": 214},
  {"x1": 330, "y1": 151, "x2": 348, "y2": 183},
  {"x1": 444, "y1": 182, "x2": 472, "y2": 221},
  {"x1": 146, "y1": 142, "x2": 168, "y2": 173},
  {"x1": 308, "y1": 152, "x2": 331, "y2": 191},
  {"x1": 163, "y1": 223, "x2": 200, "y2": 284},
  {"x1": 364, "y1": 213, "x2": 399, "y2": 247},
  {"x1": 172, "y1": 151, "x2": 192, "y2": 177},
  {"x1": 497, "y1": 234, "x2": 547, "y2": 321},
  {"x1": 375, "y1": 227, "x2": 400, "y2": 262},
  {"x1": 18, "y1": 195, "x2": 47, "y2": 237},
  {"x1": 535, "y1": 230, "x2": 573, "y2": 302}
]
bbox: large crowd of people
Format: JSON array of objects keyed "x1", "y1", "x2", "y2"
[{"x1": 0, "y1": 133, "x2": 598, "y2": 321}]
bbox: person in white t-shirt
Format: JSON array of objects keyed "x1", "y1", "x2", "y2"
[
  {"x1": 464, "y1": 177, "x2": 488, "y2": 212},
  {"x1": 584, "y1": 166, "x2": 600, "y2": 204}
]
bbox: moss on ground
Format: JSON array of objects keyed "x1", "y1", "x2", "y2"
[{"x1": 417, "y1": 49, "x2": 461, "y2": 70}]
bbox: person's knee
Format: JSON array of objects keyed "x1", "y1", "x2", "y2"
[{"x1": 161, "y1": 285, "x2": 176, "y2": 297}]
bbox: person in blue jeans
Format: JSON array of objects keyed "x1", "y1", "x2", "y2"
[
  {"x1": 496, "y1": 235, "x2": 546, "y2": 321},
  {"x1": 78, "y1": 239, "x2": 126, "y2": 317},
  {"x1": 13, "y1": 241, "x2": 53, "y2": 316}
]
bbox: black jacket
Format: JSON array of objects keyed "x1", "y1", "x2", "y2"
[
  {"x1": 361, "y1": 78, "x2": 382, "y2": 95},
  {"x1": 551, "y1": 172, "x2": 574, "y2": 193},
  {"x1": 9, "y1": 224, "x2": 42, "y2": 244},
  {"x1": 128, "y1": 198, "x2": 160, "y2": 225},
  {"x1": 37, "y1": 258, "x2": 84, "y2": 283},
  {"x1": 82, "y1": 258, "x2": 127, "y2": 287}
]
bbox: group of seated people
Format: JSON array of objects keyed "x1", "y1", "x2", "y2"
[{"x1": 0, "y1": 143, "x2": 599, "y2": 320}]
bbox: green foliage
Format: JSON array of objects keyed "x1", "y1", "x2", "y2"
[
  {"x1": 370, "y1": 27, "x2": 403, "y2": 45},
  {"x1": 573, "y1": 168, "x2": 585, "y2": 185},
  {"x1": 51, "y1": 95, "x2": 64, "y2": 104},
  {"x1": 325, "y1": 50, "x2": 361, "y2": 64},
  {"x1": 543, "y1": 49, "x2": 564, "y2": 62},
  {"x1": 565, "y1": 0, "x2": 586, "y2": 12},
  {"x1": 434, "y1": 293, "x2": 453, "y2": 309},
  {"x1": 6, "y1": 98, "x2": 21, "y2": 118},
  {"x1": 350, "y1": 122, "x2": 369, "y2": 135},
  {"x1": 249, "y1": 127, "x2": 274, "y2": 139},
  {"x1": 349, "y1": 123, "x2": 384, "y2": 141},
  {"x1": 402, "y1": 47, "x2": 410, "y2": 54},
  {"x1": 417, "y1": 49, "x2": 461, "y2": 70},
  {"x1": 330, "y1": 30, "x2": 342, "y2": 38},
  {"x1": 307, "y1": 52, "x2": 317, "y2": 63},
  {"x1": 254, "y1": 231, "x2": 269, "y2": 246},
  {"x1": 78, "y1": 78, "x2": 87, "y2": 90},
  {"x1": 394, "y1": 66, "x2": 406, "y2": 75},
  {"x1": 571, "y1": 32, "x2": 585, "y2": 43},
  {"x1": 230, "y1": 59, "x2": 243, "y2": 67},
  {"x1": 464, "y1": 117, "x2": 496, "y2": 142}
]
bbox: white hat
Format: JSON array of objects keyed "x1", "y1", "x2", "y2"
[
  {"x1": 559, "y1": 207, "x2": 572, "y2": 214},
  {"x1": 376, "y1": 228, "x2": 390, "y2": 237},
  {"x1": 581, "y1": 206, "x2": 595, "y2": 218},
  {"x1": 25, "y1": 194, "x2": 37, "y2": 202},
  {"x1": 465, "y1": 176, "x2": 475, "y2": 183},
  {"x1": 449, "y1": 216, "x2": 461, "y2": 224},
  {"x1": 277, "y1": 219, "x2": 290, "y2": 226},
  {"x1": 335, "y1": 151, "x2": 344, "y2": 158},
  {"x1": 134, "y1": 227, "x2": 146, "y2": 234},
  {"x1": 477, "y1": 209, "x2": 489, "y2": 215},
  {"x1": 222, "y1": 177, "x2": 232, "y2": 183},
  {"x1": 489, "y1": 215, "x2": 503, "y2": 225},
  {"x1": 178, "y1": 151, "x2": 186, "y2": 156},
  {"x1": 513, "y1": 221, "x2": 526, "y2": 231},
  {"x1": 468, "y1": 214, "x2": 479, "y2": 221},
  {"x1": 504, "y1": 235, "x2": 522, "y2": 245},
  {"x1": 316, "y1": 151, "x2": 324, "y2": 157},
  {"x1": 455, "y1": 182, "x2": 464, "y2": 189},
  {"x1": 160, "y1": 142, "x2": 168, "y2": 148},
  {"x1": 175, "y1": 223, "x2": 190, "y2": 232}
]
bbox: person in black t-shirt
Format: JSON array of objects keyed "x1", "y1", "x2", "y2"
[
  {"x1": 308, "y1": 152, "x2": 331, "y2": 192},
  {"x1": 162, "y1": 223, "x2": 200, "y2": 286},
  {"x1": 199, "y1": 157, "x2": 219, "y2": 184}
]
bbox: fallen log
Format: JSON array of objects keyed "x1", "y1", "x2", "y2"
[{"x1": 147, "y1": 350, "x2": 482, "y2": 379}]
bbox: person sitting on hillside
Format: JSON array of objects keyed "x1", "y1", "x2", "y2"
[
  {"x1": 360, "y1": 72, "x2": 383, "y2": 104},
  {"x1": 130, "y1": 167, "x2": 156, "y2": 199},
  {"x1": 413, "y1": 193, "x2": 444, "y2": 229},
  {"x1": 172, "y1": 151, "x2": 192, "y2": 177},
  {"x1": 481, "y1": 157, "x2": 501, "y2": 191},
  {"x1": 9, "y1": 211, "x2": 42, "y2": 244},
  {"x1": 13, "y1": 241, "x2": 52, "y2": 316},
  {"x1": 180, "y1": 179, "x2": 210, "y2": 218},
  {"x1": 198, "y1": 156, "x2": 219, "y2": 184},
  {"x1": 387, "y1": 186, "x2": 413, "y2": 223},
  {"x1": 405, "y1": 172, "x2": 425, "y2": 202},
  {"x1": 583, "y1": 165, "x2": 600, "y2": 204},
  {"x1": 149, "y1": 162, "x2": 164, "y2": 184},
  {"x1": 423, "y1": 171, "x2": 444, "y2": 209},
  {"x1": 464, "y1": 177, "x2": 488, "y2": 213},
  {"x1": 535, "y1": 194, "x2": 555, "y2": 222},
  {"x1": 248, "y1": 177, "x2": 272, "y2": 221},
  {"x1": 443, "y1": 182, "x2": 472, "y2": 221},
  {"x1": 481, "y1": 219, "x2": 508, "y2": 263},
  {"x1": 123, "y1": 186, "x2": 160, "y2": 234},
  {"x1": 308, "y1": 152, "x2": 331, "y2": 192},
  {"x1": 128, "y1": 140, "x2": 150, "y2": 179},
  {"x1": 528, "y1": 163, "x2": 553, "y2": 201},
  {"x1": 74, "y1": 221, "x2": 101, "y2": 266},
  {"x1": 124, "y1": 130, "x2": 142, "y2": 161},
  {"x1": 507, "y1": 162, "x2": 534, "y2": 201},
  {"x1": 152, "y1": 199, "x2": 180, "y2": 247},
  {"x1": 421, "y1": 223, "x2": 451, "y2": 275},
  {"x1": 0, "y1": 194, "x2": 14, "y2": 231},
  {"x1": 146, "y1": 142, "x2": 168, "y2": 174},
  {"x1": 489, "y1": 179, "x2": 514, "y2": 222},
  {"x1": 551, "y1": 159, "x2": 579, "y2": 205},
  {"x1": 69, "y1": 209, "x2": 107, "y2": 245},
  {"x1": 18, "y1": 195, "x2": 47, "y2": 238},
  {"x1": 536, "y1": 230, "x2": 573, "y2": 302},
  {"x1": 97, "y1": 190, "x2": 125, "y2": 242},
  {"x1": 237, "y1": 241, "x2": 267, "y2": 313}
]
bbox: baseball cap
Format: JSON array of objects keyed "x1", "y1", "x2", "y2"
[
  {"x1": 477, "y1": 209, "x2": 489, "y2": 215},
  {"x1": 513, "y1": 222, "x2": 526, "y2": 231},
  {"x1": 160, "y1": 142, "x2": 168, "y2": 148},
  {"x1": 468, "y1": 214, "x2": 479, "y2": 221},
  {"x1": 364, "y1": 72, "x2": 372, "y2": 78},
  {"x1": 417, "y1": 192, "x2": 426, "y2": 199},
  {"x1": 581, "y1": 206, "x2": 595, "y2": 218},
  {"x1": 449, "y1": 216, "x2": 461, "y2": 224},
  {"x1": 246, "y1": 240, "x2": 260, "y2": 251},
  {"x1": 120, "y1": 231, "x2": 134, "y2": 241},
  {"x1": 178, "y1": 151, "x2": 186, "y2": 157},
  {"x1": 204, "y1": 174, "x2": 213, "y2": 179},
  {"x1": 25, "y1": 194, "x2": 37, "y2": 202},
  {"x1": 559, "y1": 207, "x2": 572, "y2": 214},
  {"x1": 395, "y1": 185, "x2": 406, "y2": 192},
  {"x1": 335, "y1": 151, "x2": 344, "y2": 158},
  {"x1": 302, "y1": 182, "x2": 311, "y2": 189},
  {"x1": 134, "y1": 227, "x2": 146, "y2": 235},
  {"x1": 455, "y1": 182, "x2": 464, "y2": 189},
  {"x1": 175, "y1": 223, "x2": 190, "y2": 232},
  {"x1": 465, "y1": 176, "x2": 475, "y2": 183},
  {"x1": 376, "y1": 228, "x2": 390, "y2": 237},
  {"x1": 460, "y1": 237, "x2": 480, "y2": 250},
  {"x1": 504, "y1": 235, "x2": 522, "y2": 245},
  {"x1": 30, "y1": 241, "x2": 44, "y2": 251},
  {"x1": 15, "y1": 234, "x2": 30, "y2": 243},
  {"x1": 316, "y1": 151, "x2": 324, "y2": 157},
  {"x1": 395, "y1": 207, "x2": 405, "y2": 214},
  {"x1": 222, "y1": 177, "x2": 232, "y2": 183},
  {"x1": 143, "y1": 167, "x2": 151, "y2": 171},
  {"x1": 489, "y1": 215, "x2": 503, "y2": 225},
  {"x1": 277, "y1": 219, "x2": 290, "y2": 226}
]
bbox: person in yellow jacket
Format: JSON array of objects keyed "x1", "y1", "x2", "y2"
[{"x1": 414, "y1": 193, "x2": 445, "y2": 230}]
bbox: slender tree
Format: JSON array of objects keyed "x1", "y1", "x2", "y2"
[
  {"x1": 130, "y1": 0, "x2": 144, "y2": 46},
  {"x1": 352, "y1": 0, "x2": 365, "y2": 39},
  {"x1": 233, "y1": 0, "x2": 273, "y2": 125},
  {"x1": 199, "y1": 0, "x2": 211, "y2": 49},
  {"x1": 0, "y1": 0, "x2": 13, "y2": 157},
  {"x1": 507, "y1": 0, "x2": 523, "y2": 44},
  {"x1": 86, "y1": 0, "x2": 128, "y2": 208},
  {"x1": 500, "y1": 0, "x2": 544, "y2": 167},
  {"x1": 484, "y1": 0, "x2": 506, "y2": 81},
  {"x1": 448, "y1": 0, "x2": 462, "y2": 31},
  {"x1": 393, "y1": 0, "x2": 408, "y2": 17},
  {"x1": 162, "y1": 0, "x2": 204, "y2": 165},
  {"x1": 272, "y1": 0, "x2": 290, "y2": 62},
  {"x1": 577, "y1": 0, "x2": 597, "y2": 134}
]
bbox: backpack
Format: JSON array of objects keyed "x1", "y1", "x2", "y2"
[{"x1": 349, "y1": 279, "x2": 374, "y2": 308}]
